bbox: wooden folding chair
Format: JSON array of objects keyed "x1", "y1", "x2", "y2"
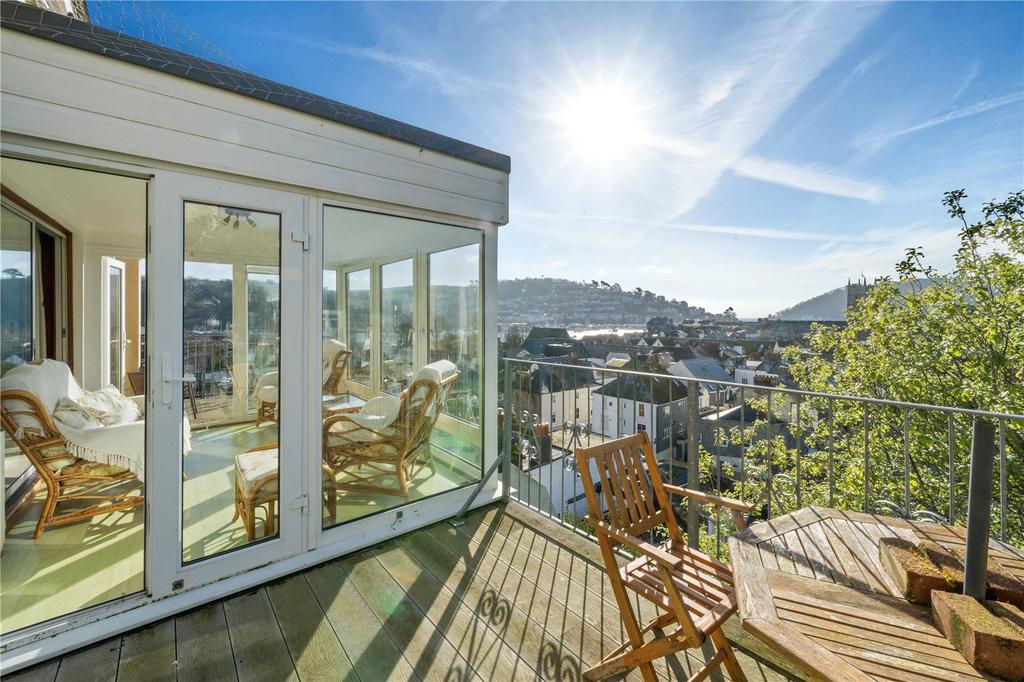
[{"x1": 576, "y1": 431, "x2": 753, "y2": 682}]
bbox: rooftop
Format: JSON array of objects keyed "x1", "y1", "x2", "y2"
[{"x1": 0, "y1": 1, "x2": 510, "y2": 173}]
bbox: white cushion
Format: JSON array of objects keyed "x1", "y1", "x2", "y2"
[
  {"x1": 2, "y1": 360, "x2": 85, "y2": 429},
  {"x1": 323, "y1": 338, "x2": 347, "y2": 385},
  {"x1": 235, "y1": 449, "x2": 278, "y2": 500},
  {"x1": 72, "y1": 386, "x2": 141, "y2": 426},
  {"x1": 414, "y1": 360, "x2": 458, "y2": 385},
  {"x1": 256, "y1": 385, "x2": 279, "y2": 403},
  {"x1": 52, "y1": 397, "x2": 105, "y2": 430}
]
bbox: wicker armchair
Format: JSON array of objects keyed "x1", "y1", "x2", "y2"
[
  {"x1": 0, "y1": 360, "x2": 144, "y2": 538},
  {"x1": 254, "y1": 338, "x2": 352, "y2": 426},
  {"x1": 323, "y1": 360, "x2": 458, "y2": 499}
]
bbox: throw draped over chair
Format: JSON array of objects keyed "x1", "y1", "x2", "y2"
[
  {"x1": 323, "y1": 360, "x2": 458, "y2": 499},
  {"x1": 0, "y1": 360, "x2": 144, "y2": 538},
  {"x1": 254, "y1": 338, "x2": 352, "y2": 426},
  {"x1": 575, "y1": 432, "x2": 753, "y2": 682}
]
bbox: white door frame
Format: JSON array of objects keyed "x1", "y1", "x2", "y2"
[
  {"x1": 99, "y1": 256, "x2": 126, "y2": 391},
  {"x1": 147, "y1": 170, "x2": 308, "y2": 597}
]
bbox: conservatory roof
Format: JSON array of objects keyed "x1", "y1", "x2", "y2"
[{"x1": 0, "y1": 1, "x2": 511, "y2": 173}]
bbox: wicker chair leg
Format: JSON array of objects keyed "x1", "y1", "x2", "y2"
[{"x1": 34, "y1": 485, "x2": 58, "y2": 539}]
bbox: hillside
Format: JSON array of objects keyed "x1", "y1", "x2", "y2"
[
  {"x1": 774, "y1": 286, "x2": 847, "y2": 321},
  {"x1": 775, "y1": 280, "x2": 930, "y2": 321},
  {"x1": 498, "y1": 277, "x2": 709, "y2": 325}
]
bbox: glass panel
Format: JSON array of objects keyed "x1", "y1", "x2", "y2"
[
  {"x1": 1, "y1": 205, "x2": 34, "y2": 373},
  {"x1": 381, "y1": 259, "x2": 414, "y2": 395},
  {"x1": 1, "y1": 160, "x2": 146, "y2": 634},
  {"x1": 322, "y1": 205, "x2": 482, "y2": 529},
  {"x1": 108, "y1": 264, "x2": 123, "y2": 389},
  {"x1": 247, "y1": 266, "x2": 279, "y2": 414},
  {"x1": 183, "y1": 202, "x2": 280, "y2": 562},
  {"x1": 322, "y1": 269, "x2": 339, "y2": 339},
  {"x1": 429, "y1": 245, "x2": 480, "y2": 423},
  {"x1": 346, "y1": 269, "x2": 370, "y2": 386},
  {"x1": 428, "y1": 245, "x2": 482, "y2": 469}
]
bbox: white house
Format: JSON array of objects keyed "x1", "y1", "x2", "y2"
[
  {"x1": 0, "y1": 4, "x2": 508, "y2": 671},
  {"x1": 590, "y1": 375, "x2": 690, "y2": 457}
]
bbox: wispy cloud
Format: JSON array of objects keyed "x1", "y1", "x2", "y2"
[
  {"x1": 517, "y1": 209, "x2": 886, "y2": 243},
  {"x1": 860, "y1": 91, "x2": 1024, "y2": 148},
  {"x1": 245, "y1": 30, "x2": 509, "y2": 98},
  {"x1": 732, "y1": 155, "x2": 885, "y2": 202}
]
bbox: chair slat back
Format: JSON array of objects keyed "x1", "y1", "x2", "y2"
[{"x1": 576, "y1": 432, "x2": 679, "y2": 539}]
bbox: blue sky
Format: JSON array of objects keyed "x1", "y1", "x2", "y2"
[{"x1": 94, "y1": 1, "x2": 1023, "y2": 317}]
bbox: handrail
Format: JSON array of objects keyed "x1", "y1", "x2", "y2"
[
  {"x1": 507, "y1": 357, "x2": 1024, "y2": 422},
  {"x1": 500, "y1": 356, "x2": 1022, "y2": 550}
]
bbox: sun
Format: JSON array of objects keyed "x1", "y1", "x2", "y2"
[{"x1": 551, "y1": 82, "x2": 650, "y2": 167}]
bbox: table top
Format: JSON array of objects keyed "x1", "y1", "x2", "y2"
[{"x1": 727, "y1": 506, "x2": 1024, "y2": 682}]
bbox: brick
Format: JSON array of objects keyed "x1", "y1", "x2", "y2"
[
  {"x1": 931, "y1": 591, "x2": 1024, "y2": 681},
  {"x1": 879, "y1": 537, "x2": 952, "y2": 605}
]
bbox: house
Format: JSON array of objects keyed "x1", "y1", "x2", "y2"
[
  {"x1": 734, "y1": 359, "x2": 783, "y2": 386},
  {"x1": 0, "y1": 3, "x2": 508, "y2": 669},
  {"x1": 666, "y1": 356, "x2": 733, "y2": 407},
  {"x1": 590, "y1": 374, "x2": 691, "y2": 456},
  {"x1": 508, "y1": 357, "x2": 597, "y2": 428},
  {"x1": 519, "y1": 326, "x2": 587, "y2": 358}
]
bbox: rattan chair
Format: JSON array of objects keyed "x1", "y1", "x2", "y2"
[
  {"x1": 254, "y1": 339, "x2": 352, "y2": 426},
  {"x1": 576, "y1": 431, "x2": 753, "y2": 682},
  {"x1": 0, "y1": 361, "x2": 143, "y2": 538},
  {"x1": 323, "y1": 360, "x2": 458, "y2": 499}
]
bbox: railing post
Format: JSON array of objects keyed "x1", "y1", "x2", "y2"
[
  {"x1": 964, "y1": 418, "x2": 995, "y2": 601},
  {"x1": 686, "y1": 379, "x2": 699, "y2": 549},
  {"x1": 502, "y1": 358, "x2": 512, "y2": 502}
]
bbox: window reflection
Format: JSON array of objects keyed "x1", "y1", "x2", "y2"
[
  {"x1": 182, "y1": 202, "x2": 281, "y2": 562},
  {"x1": 321, "y1": 206, "x2": 482, "y2": 528}
]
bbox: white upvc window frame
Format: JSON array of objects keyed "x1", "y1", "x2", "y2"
[{"x1": 0, "y1": 142, "x2": 501, "y2": 673}]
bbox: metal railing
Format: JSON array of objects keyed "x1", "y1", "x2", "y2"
[{"x1": 495, "y1": 357, "x2": 1023, "y2": 557}]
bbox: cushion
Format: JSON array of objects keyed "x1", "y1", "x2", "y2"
[
  {"x1": 413, "y1": 360, "x2": 458, "y2": 385},
  {"x1": 60, "y1": 459, "x2": 128, "y2": 478},
  {"x1": 255, "y1": 384, "x2": 279, "y2": 403},
  {"x1": 52, "y1": 385, "x2": 140, "y2": 430},
  {"x1": 1, "y1": 360, "x2": 85, "y2": 431},
  {"x1": 235, "y1": 449, "x2": 279, "y2": 501},
  {"x1": 52, "y1": 397, "x2": 105, "y2": 430}
]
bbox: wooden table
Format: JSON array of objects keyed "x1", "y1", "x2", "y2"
[{"x1": 727, "y1": 506, "x2": 1024, "y2": 682}]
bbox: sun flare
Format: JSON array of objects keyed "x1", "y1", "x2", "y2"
[{"x1": 551, "y1": 83, "x2": 649, "y2": 166}]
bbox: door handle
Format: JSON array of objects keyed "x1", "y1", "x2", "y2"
[{"x1": 161, "y1": 351, "x2": 187, "y2": 405}]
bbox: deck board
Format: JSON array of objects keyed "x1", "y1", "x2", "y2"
[{"x1": 6, "y1": 503, "x2": 796, "y2": 682}]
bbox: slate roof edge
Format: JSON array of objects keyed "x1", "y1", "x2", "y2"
[{"x1": 0, "y1": 1, "x2": 511, "y2": 174}]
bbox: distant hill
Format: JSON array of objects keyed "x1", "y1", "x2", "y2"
[
  {"x1": 498, "y1": 277, "x2": 709, "y2": 325},
  {"x1": 775, "y1": 280, "x2": 929, "y2": 321},
  {"x1": 774, "y1": 286, "x2": 848, "y2": 321}
]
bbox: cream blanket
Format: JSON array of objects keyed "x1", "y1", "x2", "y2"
[{"x1": 2, "y1": 359, "x2": 191, "y2": 480}]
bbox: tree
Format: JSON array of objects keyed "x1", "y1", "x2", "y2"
[
  {"x1": 692, "y1": 189, "x2": 1023, "y2": 560},
  {"x1": 782, "y1": 189, "x2": 1024, "y2": 542}
]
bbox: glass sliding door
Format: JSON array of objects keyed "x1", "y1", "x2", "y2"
[
  {"x1": 321, "y1": 206, "x2": 483, "y2": 528},
  {"x1": 1, "y1": 159, "x2": 147, "y2": 634}
]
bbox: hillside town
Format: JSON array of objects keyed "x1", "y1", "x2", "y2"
[{"x1": 498, "y1": 279, "x2": 875, "y2": 518}]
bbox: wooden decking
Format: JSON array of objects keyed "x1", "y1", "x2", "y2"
[{"x1": 8, "y1": 503, "x2": 795, "y2": 682}]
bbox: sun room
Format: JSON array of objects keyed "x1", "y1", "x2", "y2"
[{"x1": 0, "y1": 3, "x2": 507, "y2": 668}]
